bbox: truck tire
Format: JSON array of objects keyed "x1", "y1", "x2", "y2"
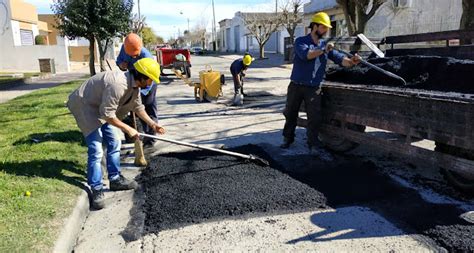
[
  {"x1": 319, "y1": 121, "x2": 366, "y2": 152},
  {"x1": 436, "y1": 142, "x2": 474, "y2": 194}
]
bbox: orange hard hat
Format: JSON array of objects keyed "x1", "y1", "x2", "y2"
[{"x1": 124, "y1": 33, "x2": 142, "y2": 56}]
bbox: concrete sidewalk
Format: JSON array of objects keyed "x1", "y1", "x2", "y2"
[{"x1": 0, "y1": 72, "x2": 88, "y2": 104}]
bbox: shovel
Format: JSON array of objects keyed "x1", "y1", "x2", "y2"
[
  {"x1": 329, "y1": 44, "x2": 407, "y2": 86},
  {"x1": 138, "y1": 133, "x2": 270, "y2": 166}
]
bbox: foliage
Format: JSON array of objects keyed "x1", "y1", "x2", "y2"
[{"x1": 52, "y1": 0, "x2": 134, "y2": 74}]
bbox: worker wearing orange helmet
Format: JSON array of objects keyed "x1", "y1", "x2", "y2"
[
  {"x1": 116, "y1": 33, "x2": 159, "y2": 146},
  {"x1": 281, "y1": 12, "x2": 361, "y2": 159}
]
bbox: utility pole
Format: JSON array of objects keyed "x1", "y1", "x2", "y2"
[
  {"x1": 275, "y1": 0, "x2": 279, "y2": 54},
  {"x1": 138, "y1": 0, "x2": 142, "y2": 37},
  {"x1": 212, "y1": 0, "x2": 217, "y2": 51}
]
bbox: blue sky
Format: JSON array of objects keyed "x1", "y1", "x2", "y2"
[{"x1": 26, "y1": 0, "x2": 281, "y2": 39}]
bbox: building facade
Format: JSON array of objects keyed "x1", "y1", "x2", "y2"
[
  {"x1": 303, "y1": 0, "x2": 463, "y2": 38},
  {"x1": 0, "y1": 0, "x2": 70, "y2": 72}
]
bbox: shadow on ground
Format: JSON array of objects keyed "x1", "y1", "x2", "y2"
[
  {"x1": 0, "y1": 159, "x2": 87, "y2": 190},
  {"x1": 264, "y1": 143, "x2": 474, "y2": 252},
  {"x1": 13, "y1": 130, "x2": 85, "y2": 146}
]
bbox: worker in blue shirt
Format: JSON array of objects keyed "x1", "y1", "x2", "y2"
[
  {"x1": 281, "y1": 12, "x2": 361, "y2": 159},
  {"x1": 116, "y1": 33, "x2": 158, "y2": 146},
  {"x1": 230, "y1": 53, "x2": 254, "y2": 105}
]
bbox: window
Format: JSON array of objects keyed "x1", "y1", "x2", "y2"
[{"x1": 20, "y1": 29, "x2": 34, "y2": 45}]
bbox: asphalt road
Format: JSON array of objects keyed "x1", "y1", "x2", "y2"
[{"x1": 74, "y1": 54, "x2": 474, "y2": 252}]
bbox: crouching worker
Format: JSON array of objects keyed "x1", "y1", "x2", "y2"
[
  {"x1": 67, "y1": 58, "x2": 166, "y2": 209},
  {"x1": 230, "y1": 53, "x2": 254, "y2": 105}
]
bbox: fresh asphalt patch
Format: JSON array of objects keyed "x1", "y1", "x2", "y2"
[
  {"x1": 139, "y1": 145, "x2": 327, "y2": 233},
  {"x1": 133, "y1": 144, "x2": 473, "y2": 252}
]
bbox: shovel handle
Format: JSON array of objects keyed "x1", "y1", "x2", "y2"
[{"x1": 340, "y1": 50, "x2": 407, "y2": 86}]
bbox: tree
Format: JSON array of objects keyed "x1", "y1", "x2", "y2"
[
  {"x1": 460, "y1": 0, "x2": 474, "y2": 44},
  {"x1": 242, "y1": 12, "x2": 283, "y2": 58},
  {"x1": 280, "y1": 0, "x2": 304, "y2": 62},
  {"x1": 52, "y1": 0, "x2": 133, "y2": 75},
  {"x1": 142, "y1": 27, "x2": 157, "y2": 48},
  {"x1": 280, "y1": 0, "x2": 304, "y2": 44},
  {"x1": 336, "y1": 0, "x2": 386, "y2": 36},
  {"x1": 130, "y1": 13, "x2": 146, "y2": 34}
]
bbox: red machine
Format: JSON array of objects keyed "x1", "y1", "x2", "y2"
[{"x1": 156, "y1": 48, "x2": 192, "y2": 77}]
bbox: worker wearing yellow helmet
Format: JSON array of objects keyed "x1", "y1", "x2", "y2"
[
  {"x1": 281, "y1": 12, "x2": 361, "y2": 159},
  {"x1": 230, "y1": 53, "x2": 255, "y2": 105},
  {"x1": 67, "y1": 58, "x2": 165, "y2": 209}
]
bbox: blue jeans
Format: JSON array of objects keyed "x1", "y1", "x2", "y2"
[{"x1": 85, "y1": 123, "x2": 121, "y2": 190}]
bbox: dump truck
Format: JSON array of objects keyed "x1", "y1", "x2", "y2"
[{"x1": 299, "y1": 30, "x2": 474, "y2": 193}]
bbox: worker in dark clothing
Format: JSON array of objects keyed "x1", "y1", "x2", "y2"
[
  {"x1": 281, "y1": 12, "x2": 361, "y2": 159},
  {"x1": 230, "y1": 53, "x2": 254, "y2": 105},
  {"x1": 116, "y1": 33, "x2": 158, "y2": 146}
]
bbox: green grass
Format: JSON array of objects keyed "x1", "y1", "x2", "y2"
[{"x1": 0, "y1": 80, "x2": 87, "y2": 252}]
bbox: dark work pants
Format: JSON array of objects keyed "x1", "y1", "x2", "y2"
[
  {"x1": 232, "y1": 73, "x2": 244, "y2": 94},
  {"x1": 282, "y1": 82, "x2": 322, "y2": 147},
  {"x1": 139, "y1": 84, "x2": 158, "y2": 140}
]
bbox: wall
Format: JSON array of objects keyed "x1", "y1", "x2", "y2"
[
  {"x1": 366, "y1": 0, "x2": 462, "y2": 37},
  {"x1": 303, "y1": 0, "x2": 462, "y2": 38},
  {"x1": 38, "y1": 14, "x2": 58, "y2": 45},
  {"x1": 9, "y1": 0, "x2": 37, "y2": 24},
  {"x1": 69, "y1": 46, "x2": 94, "y2": 62}
]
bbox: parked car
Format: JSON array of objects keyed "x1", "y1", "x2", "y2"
[{"x1": 190, "y1": 47, "x2": 204, "y2": 55}]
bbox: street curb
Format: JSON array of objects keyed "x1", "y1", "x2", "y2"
[{"x1": 53, "y1": 189, "x2": 90, "y2": 253}]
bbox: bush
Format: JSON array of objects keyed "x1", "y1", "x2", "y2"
[{"x1": 35, "y1": 35, "x2": 46, "y2": 45}]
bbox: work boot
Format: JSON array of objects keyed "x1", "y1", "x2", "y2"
[
  {"x1": 309, "y1": 146, "x2": 333, "y2": 162},
  {"x1": 91, "y1": 188, "x2": 105, "y2": 210},
  {"x1": 280, "y1": 138, "x2": 294, "y2": 149},
  {"x1": 232, "y1": 93, "x2": 244, "y2": 106},
  {"x1": 110, "y1": 175, "x2": 138, "y2": 191}
]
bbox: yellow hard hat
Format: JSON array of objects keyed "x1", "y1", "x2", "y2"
[
  {"x1": 243, "y1": 54, "x2": 255, "y2": 66},
  {"x1": 133, "y1": 58, "x2": 160, "y2": 84},
  {"x1": 311, "y1": 12, "x2": 332, "y2": 28}
]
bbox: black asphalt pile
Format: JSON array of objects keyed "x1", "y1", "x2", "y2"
[
  {"x1": 139, "y1": 145, "x2": 327, "y2": 234},
  {"x1": 277, "y1": 154, "x2": 474, "y2": 252},
  {"x1": 326, "y1": 55, "x2": 474, "y2": 94}
]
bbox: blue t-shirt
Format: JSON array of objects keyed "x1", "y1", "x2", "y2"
[
  {"x1": 290, "y1": 34, "x2": 345, "y2": 87},
  {"x1": 230, "y1": 59, "x2": 245, "y2": 76},
  {"x1": 116, "y1": 45, "x2": 155, "y2": 95}
]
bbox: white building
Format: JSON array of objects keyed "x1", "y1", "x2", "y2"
[
  {"x1": 303, "y1": 0, "x2": 463, "y2": 38},
  {"x1": 218, "y1": 12, "x2": 305, "y2": 55}
]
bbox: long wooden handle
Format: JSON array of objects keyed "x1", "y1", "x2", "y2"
[
  {"x1": 138, "y1": 133, "x2": 252, "y2": 160},
  {"x1": 132, "y1": 112, "x2": 138, "y2": 130}
]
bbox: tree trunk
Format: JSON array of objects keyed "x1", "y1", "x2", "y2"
[
  {"x1": 88, "y1": 37, "x2": 96, "y2": 76},
  {"x1": 460, "y1": 0, "x2": 474, "y2": 44},
  {"x1": 98, "y1": 38, "x2": 110, "y2": 72},
  {"x1": 259, "y1": 43, "x2": 265, "y2": 59}
]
